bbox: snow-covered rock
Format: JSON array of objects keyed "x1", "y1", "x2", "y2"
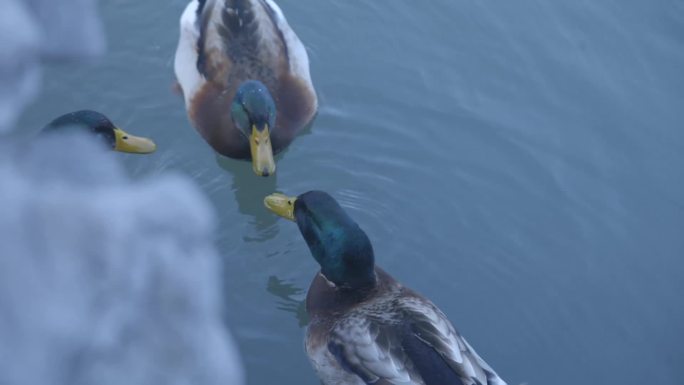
[
  {"x1": 0, "y1": 3, "x2": 244, "y2": 383},
  {"x1": 0, "y1": 135, "x2": 244, "y2": 385}
]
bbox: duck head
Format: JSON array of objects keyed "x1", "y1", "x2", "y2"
[
  {"x1": 265, "y1": 191, "x2": 376, "y2": 289},
  {"x1": 231, "y1": 80, "x2": 277, "y2": 177},
  {"x1": 43, "y1": 110, "x2": 156, "y2": 154}
]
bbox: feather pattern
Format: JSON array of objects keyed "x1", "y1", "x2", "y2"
[
  {"x1": 306, "y1": 269, "x2": 507, "y2": 385},
  {"x1": 194, "y1": 0, "x2": 289, "y2": 88}
]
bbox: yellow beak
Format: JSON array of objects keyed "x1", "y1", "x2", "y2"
[
  {"x1": 250, "y1": 125, "x2": 276, "y2": 177},
  {"x1": 114, "y1": 127, "x2": 156, "y2": 154},
  {"x1": 264, "y1": 193, "x2": 297, "y2": 221}
]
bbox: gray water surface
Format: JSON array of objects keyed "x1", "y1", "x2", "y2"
[{"x1": 18, "y1": 0, "x2": 684, "y2": 384}]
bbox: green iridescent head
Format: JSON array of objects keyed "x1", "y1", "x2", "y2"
[
  {"x1": 43, "y1": 110, "x2": 156, "y2": 154},
  {"x1": 231, "y1": 81, "x2": 277, "y2": 177},
  {"x1": 264, "y1": 191, "x2": 376, "y2": 289}
]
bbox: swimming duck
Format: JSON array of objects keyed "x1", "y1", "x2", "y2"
[
  {"x1": 42, "y1": 110, "x2": 156, "y2": 154},
  {"x1": 264, "y1": 191, "x2": 507, "y2": 385},
  {"x1": 174, "y1": 0, "x2": 317, "y2": 176}
]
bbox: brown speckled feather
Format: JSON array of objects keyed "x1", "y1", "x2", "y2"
[{"x1": 305, "y1": 268, "x2": 507, "y2": 385}]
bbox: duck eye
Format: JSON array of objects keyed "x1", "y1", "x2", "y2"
[
  {"x1": 288, "y1": 200, "x2": 292, "y2": 206},
  {"x1": 122, "y1": 136, "x2": 128, "y2": 140},
  {"x1": 254, "y1": 138, "x2": 260, "y2": 145}
]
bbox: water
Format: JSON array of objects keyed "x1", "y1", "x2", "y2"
[{"x1": 17, "y1": 0, "x2": 684, "y2": 384}]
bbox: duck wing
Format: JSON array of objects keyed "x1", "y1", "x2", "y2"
[
  {"x1": 175, "y1": 0, "x2": 206, "y2": 105},
  {"x1": 328, "y1": 297, "x2": 507, "y2": 385}
]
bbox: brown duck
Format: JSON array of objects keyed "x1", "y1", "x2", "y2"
[{"x1": 174, "y1": 0, "x2": 317, "y2": 176}]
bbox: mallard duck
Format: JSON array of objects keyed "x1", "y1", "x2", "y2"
[
  {"x1": 42, "y1": 110, "x2": 156, "y2": 153},
  {"x1": 174, "y1": 0, "x2": 317, "y2": 176},
  {"x1": 264, "y1": 191, "x2": 507, "y2": 385}
]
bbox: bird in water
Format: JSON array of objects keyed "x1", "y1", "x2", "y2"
[
  {"x1": 264, "y1": 191, "x2": 508, "y2": 385},
  {"x1": 42, "y1": 110, "x2": 156, "y2": 154},
  {"x1": 174, "y1": 0, "x2": 317, "y2": 176}
]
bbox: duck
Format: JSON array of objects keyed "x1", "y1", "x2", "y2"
[
  {"x1": 42, "y1": 110, "x2": 156, "y2": 154},
  {"x1": 174, "y1": 0, "x2": 317, "y2": 176},
  {"x1": 264, "y1": 191, "x2": 508, "y2": 385}
]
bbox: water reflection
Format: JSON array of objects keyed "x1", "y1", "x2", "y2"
[
  {"x1": 266, "y1": 275, "x2": 308, "y2": 327},
  {"x1": 216, "y1": 154, "x2": 279, "y2": 241}
]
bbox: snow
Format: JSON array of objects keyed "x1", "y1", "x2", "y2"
[
  {"x1": 0, "y1": 1, "x2": 245, "y2": 383},
  {"x1": 0, "y1": 136, "x2": 244, "y2": 385},
  {"x1": 0, "y1": 0, "x2": 42, "y2": 132}
]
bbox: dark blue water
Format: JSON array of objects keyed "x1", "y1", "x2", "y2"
[{"x1": 19, "y1": 0, "x2": 684, "y2": 384}]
